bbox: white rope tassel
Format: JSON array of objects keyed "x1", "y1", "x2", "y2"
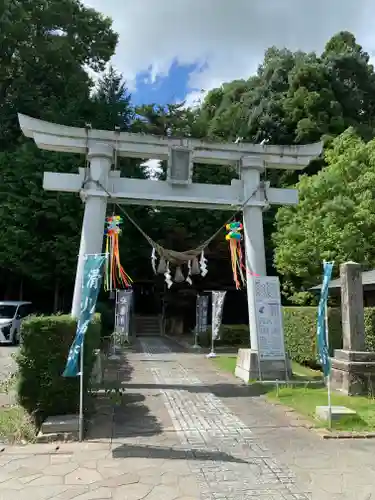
[
  {"x1": 186, "y1": 260, "x2": 193, "y2": 285},
  {"x1": 151, "y1": 248, "x2": 157, "y2": 274},
  {"x1": 200, "y1": 250, "x2": 208, "y2": 277},
  {"x1": 164, "y1": 262, "x2": 173, "y2": 289}
]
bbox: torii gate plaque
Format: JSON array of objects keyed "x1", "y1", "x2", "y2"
[{"x1": 18, "y1": 113, "x2": 322, "y2": 379}]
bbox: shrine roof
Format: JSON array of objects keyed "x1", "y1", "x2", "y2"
[{"x1": 310, "y1": 269, "x2": 375, "y2": 291}]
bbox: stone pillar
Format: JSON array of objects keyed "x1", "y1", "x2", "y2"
[
  {"x1": 237, "y1": 157, "x2": 291, "y2": 381},
  {"x1": 340, "y1": 262, "x2": 365, "y2": 351},
  {"x1": 331, "y1": 261, "x2": 375, "y2": 395},
  {"x1": 71, "y1": 143, "x2": 113, "y2": 318}
]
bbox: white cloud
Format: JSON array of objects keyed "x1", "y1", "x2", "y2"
[{"x1": 83, "y1": 0, "x2": 375, "y2": 103}]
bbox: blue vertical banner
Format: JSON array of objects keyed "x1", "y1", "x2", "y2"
[
  {"x1": 316, "y1": 261, "x2": 334, "y2": 377},
  {"x1": 63, "y1": 254, "x2": 107, "y2": 377}
]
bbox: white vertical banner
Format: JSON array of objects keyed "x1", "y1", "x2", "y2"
[
  {"x1": 115, "y1": 289, "x2": 133, "y2": 345},
  {"x1": 212, "y1": 291, "x2": 227, "y2": 340}
]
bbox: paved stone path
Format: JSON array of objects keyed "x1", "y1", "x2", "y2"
[
  {"x1": 140, "y1": 338, "x2": 307, "y2": 499},
  {"x1": 1, "y1": 337, "x2": 375, "y2": 499}
]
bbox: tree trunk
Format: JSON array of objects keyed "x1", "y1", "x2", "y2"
[
  {"x1": 54, "y1": 280, "x2": 60, "y2": 313},
  {"x1": 19, "y1": 278, "x2": 23, "y2": 301},
  {"x1": 4, "y1": 273, "x2": 15, "y2": 300}
]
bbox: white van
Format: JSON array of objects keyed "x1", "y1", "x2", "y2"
[{"x1": 0, "y1": 301, "x2": 33, "y2": 345}]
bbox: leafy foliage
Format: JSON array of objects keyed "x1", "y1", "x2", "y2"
[
  {"x1": 0, "y1": 0, "x2": 117, "y2": 147},
  {"x1": 198, "y1": 32, "x2": 375, "y2": 149},
  {"x1": 0, "y1": 146, "x2": 83, "y2": 286},
  {"x1": 201, "y1": 308, "x2": 375, "y2": 367},
  {"x1": 273, "y1": 129, "x2": 375, "y2": 299}
]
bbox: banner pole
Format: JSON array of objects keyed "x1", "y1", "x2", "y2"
[
  {"x1": 78, "y1": 255, "x2": 85, "y2": 443},
  {"x1": 63, "y1": 254, "x2": 106, "y2": 441},
  {"x1": 324, "y1": 301, "x2": 332, "y2": 429},
  {"x1": 193, "y1": 295, "x2": 200, "y2": 349},
  {"x1": 210, "y1": 329, "x2": 216, "y2": 357},
  {"x1": 249, "y1": 276, "x2": 263, "y2": 382},
  {"x1": 207, "y1": 291, "x2": 226, "y2": 359},
  {"x1": 207, "y1": 291, "x2": 217, "y2": 358},
  {"x1": 79, "y1": 340, "x2": 84, "y2": 442}
]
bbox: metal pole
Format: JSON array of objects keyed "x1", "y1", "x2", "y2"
[
  {"x1": 210, "y1": 330, "x2": 216, "y2": 357},
  {"x1": 110, "y1": 290, "x2": 121, "y2": 360},
  {"x1": 193, "y1": 295, "x2": 200, "y2": 349},
  {"x1": 249, "y1": 277, "x2": 263, "y2": 382},
  {"x1": 324, "y1": 302, "x2": 332, "y2": 428},
  {"x1": 206, "y1": 330, "x2": 217, "y2": 358},
  {"x1": 206, "y1": 292, "x2": 217, "y2": 358},
  {"x1": 79, "y1": 339, "x2": 84, "y2": 442}
]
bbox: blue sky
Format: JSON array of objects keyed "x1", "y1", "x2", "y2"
[{"x1": 131, "y1": 61, "x2": 200, "y2": 107}]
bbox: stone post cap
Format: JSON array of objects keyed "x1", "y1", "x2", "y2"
[
  {"x1": 87, "y1": 142, "x2": 114, "y2": 160},
  {"x1": 240, "y1": 156, "x2": 265, "y2": 171},
  {"x1": 340, "y1": 261, "x2": 361, "y2": 271}
]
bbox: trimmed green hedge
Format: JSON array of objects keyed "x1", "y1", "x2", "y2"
[
  {"x1": 283, "y1": 307, "x2": 342, "y2": 365},
  {"x1": 16, "y1": 314, "x2": 101, "y2": 424},
  {"x1": 200, "y1": 307, "x2": 375, "y2": 367}
]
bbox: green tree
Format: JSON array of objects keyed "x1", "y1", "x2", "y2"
[
  {"x1": 0, "y1": 0, "x2": 118, "y2": 147},
  {"x1": 273, "y1": 129, "x2": 375, "y2": 303},
  {"x1": 197, "y1": 31, "x2": 375, "y2": 156},
  {"x1": 0, "y1": 0, "x2": 118, "y2": 308},
  {"x1": 91, "y1": 66, "x2": 134, "y2": 132},
  {"x1": 190, "y1": 31, "x2": 375, "y2": 281},
  {"x1": 0, "y1": 145, "x2": 83, "y2": 306}
]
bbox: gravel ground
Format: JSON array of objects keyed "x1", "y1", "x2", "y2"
[{"x1": 0, "y1": 346, "x2": 17, "y2": 383}]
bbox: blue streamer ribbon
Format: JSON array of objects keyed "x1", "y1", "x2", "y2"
[{"x1": 317, "y1": 261, "x2": 334, "y2": 377}]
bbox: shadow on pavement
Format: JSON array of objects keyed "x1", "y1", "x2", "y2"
[
  {"x1": 112, "y1": 443, "x2": 249, "y2": 464},
  {"x1": 119, "y1": 382, "x2": 269, "y2": 398},
  {"x1": 112, "y1": 392, "x2": 163, "y2": 439},
  {"x1": 87, "y1": 351, "x2": 163, "y2": 441}
]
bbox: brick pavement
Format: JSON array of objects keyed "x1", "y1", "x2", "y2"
[
  {"x1": 139, "y1": 338, "x2": 310, "y2": 499},
  {"x1": 1, "y1": 337, "x2": 375, "y2": 499}
]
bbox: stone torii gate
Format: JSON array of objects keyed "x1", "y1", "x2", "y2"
[{"x1": 18, "y1": 113, "x2": 322, "y2": 377}]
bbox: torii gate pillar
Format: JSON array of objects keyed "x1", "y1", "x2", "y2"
[
  {"x1": 71, "y1": 143, "x2": 113, "y2": 318},
  {"x1": 241, "y1": 157, "x2": 267, "y2": 353}
]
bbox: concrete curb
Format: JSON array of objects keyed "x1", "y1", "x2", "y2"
[
  {"x1": 270, "y1": 401, "x2": 375, "y2": 439},
  {"x1": 314, "y1": 428, "x2": 375, "y2": 439}
]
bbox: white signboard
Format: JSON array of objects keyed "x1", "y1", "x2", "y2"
[{"x1": 253, "y1": 276, "x2": 286, "y2": 360}]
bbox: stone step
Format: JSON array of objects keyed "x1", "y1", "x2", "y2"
[{"x1": 41, "y1": 414, "x2": 79, "y2": 434}]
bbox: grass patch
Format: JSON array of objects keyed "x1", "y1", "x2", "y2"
[
  {"x1": 211, "y1": 354, "x2": 375, "y2": 432},
  {"x1": 211, "y1": 355, "x2": 322, "y2": 381},
  {"x1": 289, "y1": 362, "x2": 322, "y2": 381},
  {"x1": 212, "y1": 355, "x2": 237, "y2": 373},
  {"x1": 0, "y1": 405, "x2": 36, "y2": 443},
  {"x1": 267, "y1": 386, "x2": 375, "y2": 431},
  {"x1": 0, "y1": 372, "x2": 36, "y2": 443}
]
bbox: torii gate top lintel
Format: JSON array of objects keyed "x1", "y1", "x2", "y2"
[{"x1": 18, "y1": 113, "x2": 322, "y2": 170}]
